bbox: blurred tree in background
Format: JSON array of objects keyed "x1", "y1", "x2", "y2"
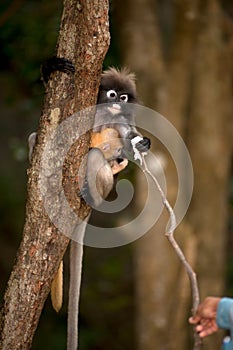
[
  {"x1": 0, "y1": 0, "x2": 232, "y2": 349},
  {"x1": 113, "y1": 0, "x2": 233, "y2": 349}
]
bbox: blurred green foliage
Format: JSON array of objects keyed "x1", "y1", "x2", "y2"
[{"x1": 0, "y1": 0, "x2": 62, "y2": 86}]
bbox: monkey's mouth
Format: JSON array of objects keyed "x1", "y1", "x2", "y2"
[{"x1": 107, "y1": 103, "x2": 122, "y2": 115}]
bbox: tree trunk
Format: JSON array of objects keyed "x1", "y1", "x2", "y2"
[{"x1": 0, "y1": 1, "x2": 110, "y2": 349}]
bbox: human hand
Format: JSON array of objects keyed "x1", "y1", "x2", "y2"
[{"x1": 189, "y1": 297, "x2": 221, "y2": 338}]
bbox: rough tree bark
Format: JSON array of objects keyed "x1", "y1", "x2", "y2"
[
  {"x1": 114, "y1": 0, "x2": 232, "y2": 349},
  {"x1": 0, "y1": 1, "x2": 110, "y2": 349}
]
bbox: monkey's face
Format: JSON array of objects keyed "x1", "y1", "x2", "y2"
[{"x1": 98, "y1": 68, "x2": 138, "y2": 105}]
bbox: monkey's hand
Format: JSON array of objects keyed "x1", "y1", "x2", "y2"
[
  {"x1": 135, "y1": 136, "x2": 151, "y2": 153},
  {"x1": 131, "y1": 136, "x2": 151, "y2": 164},
  {"x1": 41, "y1": 56, "x2": 75, "y2": 84},
  {"x1": 128, "y1": 132, "x2": 150, "y2": 153}
]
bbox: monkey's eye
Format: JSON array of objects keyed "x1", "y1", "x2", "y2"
[
  {"x1": 107, "y1": 90, "x2": 117, "y2": 99},
  {"x1": 120, "y1": 94, "x2": 128, "y2": 102}
]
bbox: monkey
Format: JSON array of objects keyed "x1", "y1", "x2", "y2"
[
  {"x1": 85, "y1": 128, "x2": 129, "y2": 206},
  {"x1": 80, "y1": 66, "x2": 150, "y2": 206},
  {"x1": 90, "y1": 128, "x2": 128, "y2": 175},
  {"x1": 34, "y1": 57, "x2": 151, "y2": 350},
  {"x1": 28, "y1": 127, "x2": 129, "y2": 347},
  {"x1": 42, "y1": 57, "x2": 150, "y2": 204},
  {"x1": 81, "y1": 128, "x2": 129, "y2": 207}
]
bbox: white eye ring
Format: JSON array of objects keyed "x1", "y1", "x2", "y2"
[
  {"x1": 107, "y1": 90, "x2": 117, "y2": 99},
  {"x1": 120, "y1": 94, "x2": 128, "y2": 102}
]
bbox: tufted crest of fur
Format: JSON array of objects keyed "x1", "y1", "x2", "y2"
[{"x1": 100, "y1": 67, "x2": 137, "y2": 102}]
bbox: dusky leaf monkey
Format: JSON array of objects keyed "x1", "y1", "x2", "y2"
[{"x1": 29, "y1": 57, "x2": 151, "y2": 349}]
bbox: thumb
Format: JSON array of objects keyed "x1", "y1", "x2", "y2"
[{"x1": 189, "y1": 315, "x2": 200, "y2": 324}]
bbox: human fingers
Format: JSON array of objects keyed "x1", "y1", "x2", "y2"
[
  {"x1": 196, "y1": 321, "x2": 218, "y2": 338},
  {"x1": 189, "y1": 315, "x2": 201, "y2": 325}
]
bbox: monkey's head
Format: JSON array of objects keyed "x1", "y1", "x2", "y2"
[{"x1": 98, "y1": 68, "x2": 138, "y2": 105}]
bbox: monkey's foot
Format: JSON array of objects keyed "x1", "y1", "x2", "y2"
[{"x1": 41, "y1": 56, "x2": 75, "y2": 84}]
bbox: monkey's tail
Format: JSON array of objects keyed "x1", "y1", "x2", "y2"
[{"x1": 67, "y1": 217, "x2": 89, "y2": 350}]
